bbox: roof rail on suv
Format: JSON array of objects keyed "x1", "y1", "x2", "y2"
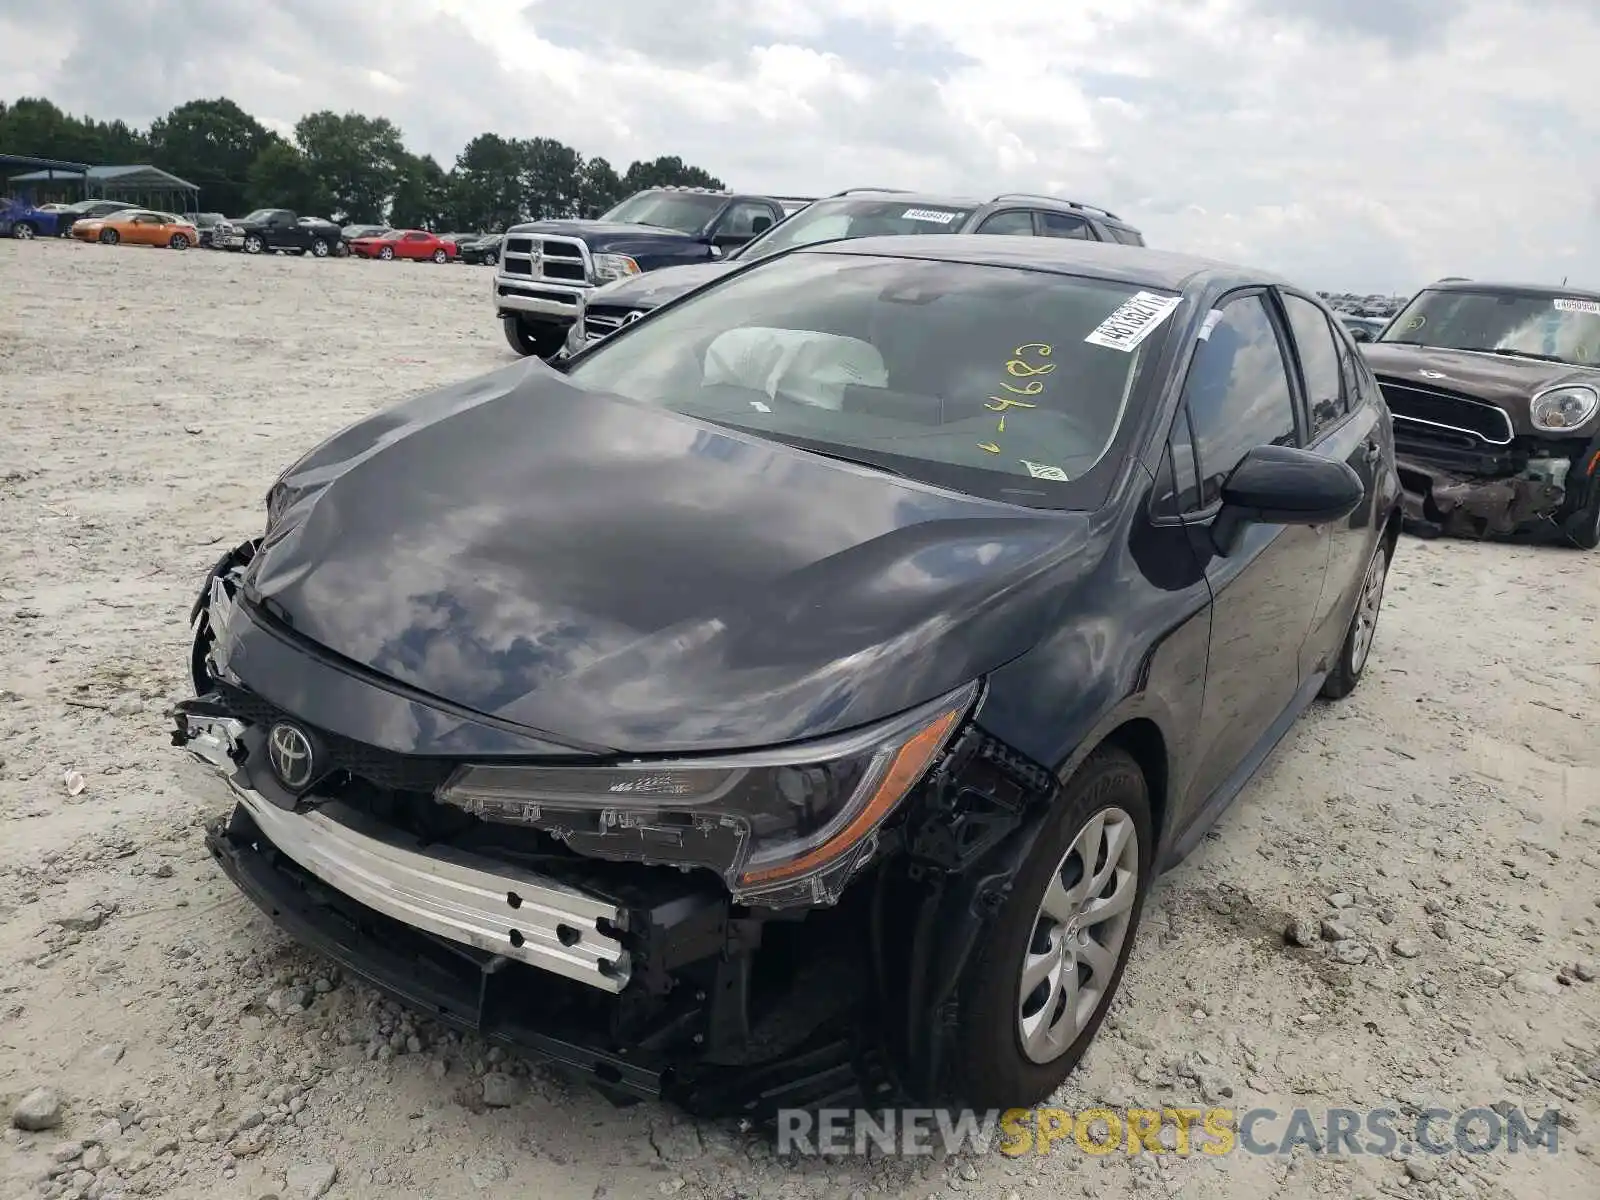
[
  {"x1": 654, "y1": 186, "x2": 731, "y2": 195},
  {"x1": 828, "y1": 187, "x2": 915, "y2": 197},
  {"x1": 989, "y1": 193, "x2": 1123, "y2": 222}
]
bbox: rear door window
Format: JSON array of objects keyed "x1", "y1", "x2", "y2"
[{"x1": 1039, "y1": 212, "x2": 1095, "y2": 240}]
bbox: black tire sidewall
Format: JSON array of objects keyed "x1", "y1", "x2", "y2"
[
  {"x1": 1322, "y1": 534, "x2": 1392, "y2": 699},
  {"x1": 953, "y1": 745, "x2": 1155, "y2": 1109},
  {"x1": 171, "y1": 235, "x2": 188, "y2": 250}
]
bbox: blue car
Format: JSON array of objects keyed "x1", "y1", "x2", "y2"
[{"x1": 0, "y1": 197, "x2": 63, "y2": 240}]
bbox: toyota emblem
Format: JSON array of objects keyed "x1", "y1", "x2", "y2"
[{"x1": 267, "y1": 722, "x2": 315, "y2": 790}]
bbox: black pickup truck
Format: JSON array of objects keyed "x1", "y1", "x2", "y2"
[
  {"x1": 494, "y1": 187, "x2": 788, "y2": 358},
  {"x1": 215, "y1": 209, "x2": 349, "y2": 258}
]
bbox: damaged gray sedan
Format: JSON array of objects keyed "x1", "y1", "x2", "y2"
[{"x1": 1361, "y1": 279, "x2": 1600, "y2": 548}]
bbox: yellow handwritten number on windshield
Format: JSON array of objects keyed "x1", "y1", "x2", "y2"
[{"x1": 978, "y1": 343, "x2": 1053, "y2": 455}]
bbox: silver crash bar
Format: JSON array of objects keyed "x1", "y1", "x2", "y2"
[{"x1": 184, "y1": 716, "x2": 632, "y2": 992}]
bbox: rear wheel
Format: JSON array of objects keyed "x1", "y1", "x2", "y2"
[
  {"x1": 99, "y1": 228, "x2": 119, "y2": 244},
  {"x1": 169, "y1": 233, "x2": 190, "y2": 250},
  {"x1": 951, "y1": 745, "x2": 1153, "y2": 1108},
  {"x1": 1321, "y1": 534, "x2": 1392, "y2": 699}
]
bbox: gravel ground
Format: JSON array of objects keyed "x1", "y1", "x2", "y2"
[{"x1": 1, "y1": 238, "x2": 1597, "y2": 1200}]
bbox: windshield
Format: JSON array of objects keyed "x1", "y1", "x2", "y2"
[
  {"x1": 241, "y1": 209, "x2": 277, "y2": 223},
  {"x1": 1380, "y1": 287, "x2": 1600, "y2": 367},
  {"x1": 599, "y1": 191, "x2": 727, "y2": 234},
  {"x1": 733, "y1": 198, "x2": 974, "y2": 262},
  {"x1": 564, "y1": 251, "x2": 1167, "y2": 507}
]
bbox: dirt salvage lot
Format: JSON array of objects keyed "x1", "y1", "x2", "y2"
[{"x1": 1, "y1": 239, "x2": 1598, "y2": 1200}]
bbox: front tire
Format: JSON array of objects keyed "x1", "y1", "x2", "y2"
[
  {"x1": 1321, "y1": 533, "x2": 1392, "y2": 699},
  {"x1": 1561, "y1": 478, "x2": 1600, "y2": 550},
  {"x1": 502, "y1": 316, "x2": 566, "y2": 359},
  {"x1": 432, "y1": 248, "x2": 448, "y2": 263},
  {"x1": 12, "y1": 221, "x2": 36, "y2": 240},
  {"x1": 243, "y1": 234, "x2": 263, "y2": 254},
  {"x1": 169, "y1": 233, "x2": 190, "y2": 250},
  {"x1": 310, "y1": 238, "x2": 330, "y2": 258},
  {"x1": 378, "y1": 246, "x2": 395, "y2": 261},
  {"x1": 484, "y1": 251, "x2": 498, "y2": 266},
  {"x1": 951, "y1": 745, "x2": 1153, "y2": 1109}
]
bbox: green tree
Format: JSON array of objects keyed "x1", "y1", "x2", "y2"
[
  {"x1": 449, "y1": 133, "x2": 526, "y2": 231},
  {"x1": 578, "y1": 156, "x2": 623, "y2": 217},
  {"x1": 517, "y1": 136, "x2": 584, "y2": 220},
  {"x1": 293, "y1": 111, "x2": 407, "y2": 222},
  {"x1": 389, "y1": 153, "x2": 453, "y2": 230},
  {"x1": 621, "y1": 155, "x2": 725, "y2": 193},
  {"x1": 148, "y1": 98, "x2": 275, "y2": 215},
  {"x1": 245, "y1": 142, "x2": 330, "y2": 214}
]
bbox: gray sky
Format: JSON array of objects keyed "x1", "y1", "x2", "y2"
[{"x1": 3, "y1": 0, "x2": 1597, "y2": 294}]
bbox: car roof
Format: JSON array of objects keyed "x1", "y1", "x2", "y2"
[
  {"x1": 804, "y1": 234, "x2": 1287, "y2": 293},
  {"x1": 814, "y1": 188, "x2": 1142, "y2": 231},
  {"x1": 1423, "y1": 278, "x2": 1600, "y2": 302}
]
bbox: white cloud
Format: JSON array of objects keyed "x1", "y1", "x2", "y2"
[{"x1": 1, "y1": 0, "x2": 1596, "y2": 291}]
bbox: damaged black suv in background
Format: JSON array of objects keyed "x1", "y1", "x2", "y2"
[
  {"x1": 171, "y1": 237, "x2": 1401, "y2": 1118},
  {"x1": 1361, "y1": 279, "x2": 1600, "y2": 548}
]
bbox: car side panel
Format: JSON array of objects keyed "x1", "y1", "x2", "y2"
[{"x1": 967, "y1": 485, "x2": 1211, "y2": 859}]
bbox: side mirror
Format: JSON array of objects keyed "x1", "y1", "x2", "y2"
[
  {"x1": 1211, "y1": 444, "x2": 1363, "y2": 556},
  {"x1": 710, "y1": 230, "x2": 753, "y2": 248},
  {"x1": 1348, "y1": 326, "x2": 1373, "y2": 343}
]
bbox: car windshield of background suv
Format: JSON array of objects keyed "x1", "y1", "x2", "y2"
[
  {"x1": 564, "y1": 250, "x2": 1167, "y2": 508},
  {"x1": 1380, "y1": 288, "x2": 1600, "y2": 367},
  {"x1": 598, "y1": 192, "x2": 729, "y2": 234},
  {"x1": 734, "y1": 199, "x2": 975, "y2": 262}
]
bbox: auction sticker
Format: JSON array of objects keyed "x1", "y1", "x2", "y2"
[
  {"x1": 1021, "y1": 460, "x2": 1069, "y2": 480},
  {"x1": 1085, "y1": 291, "x2": 1183, "y2": 352},
  {"x1": 901, "y1": 208, "x2": 960, "y2": 224},
  {"x1": 1555, "y1": 298, "x2": 1600, "y2": 314}
]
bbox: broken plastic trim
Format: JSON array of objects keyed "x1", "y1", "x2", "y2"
[{"x1": 435, "y1": 681, "x2": 980, "y2": 909}]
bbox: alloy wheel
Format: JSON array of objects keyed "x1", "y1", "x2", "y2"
[
  {"x1": 1349, "y1": 544, "x2": 1389, "y2": 674},
  {"x1": 1017, "y1": 806, "x2": 1140, "y2": 1064},
  {"x1": 14, "y1": 223, "x2": 35, "y2": 240}
]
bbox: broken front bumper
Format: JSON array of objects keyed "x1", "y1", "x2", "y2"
[
  {"x1": 181, "y1": 714, "x2": 631, "y2": 990},
  {"x1": 1395, "y1": 455, "x2": 1567, "y2": 538}
]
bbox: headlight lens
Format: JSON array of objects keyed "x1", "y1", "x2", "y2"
[
  {"x1": 435, "y1": 682, "x2": 978, "y2": 907},
  {"x1": 592, "y1": 253, "x2": 641, "y2": 284},
  {"x1": 1530, "y1": 385, "x2": 1598, "y2": 431}
]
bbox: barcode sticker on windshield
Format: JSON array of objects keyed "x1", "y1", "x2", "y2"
[
  {"x1": 1085, "y1": 291, "x2": 1183, "y2": 352},
  {"x1": 1021, "y1": 461, "x2": 1069, "y2": 480},
  {"x1": 1555, "y1": 298, "x2": 1600, "y2": 314},
  {"x1": 901, "y1": 208, "x2": 959, "y2": 224}
]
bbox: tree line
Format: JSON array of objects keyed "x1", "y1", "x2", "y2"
[{"x1": 0, "y1": 96, "x2": 727, "y2": 231}]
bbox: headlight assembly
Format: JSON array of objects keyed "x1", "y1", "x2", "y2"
[
  {"x1": 592, "y1": 253, "x2": 641, "y2": 284},
  {"x1": 435, "y1": 681, "x2": 979, "y2": 908},
  {"x1": 1530, "y1": 385, "x2": 1598, "y2": 432}
]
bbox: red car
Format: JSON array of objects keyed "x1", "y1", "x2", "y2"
[{"x1": 348, "y1": 229, "x2": 457, "y2": 262}]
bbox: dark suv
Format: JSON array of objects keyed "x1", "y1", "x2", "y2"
[
  {"x1": 1360, "y1": 278, "x2": 1600, "y2": 548},
  {"x1": 564, "y1": 188, "x2": 1147, "y2": 353}
]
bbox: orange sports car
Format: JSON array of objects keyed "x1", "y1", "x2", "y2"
[{"x1": 71, "y1": 209, "x2": 200, "y2": 250}]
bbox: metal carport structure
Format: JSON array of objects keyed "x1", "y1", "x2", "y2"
[{"x1": 5, "y1": 162, "x2": 201, "y2": 214}]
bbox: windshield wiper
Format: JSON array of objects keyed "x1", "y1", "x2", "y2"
[{"x1": 1466, "y1": 347, "x2": 1569, "y2": 364}]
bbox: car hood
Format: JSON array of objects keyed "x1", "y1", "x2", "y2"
[
  {"x1": 509, "y1": 219, "x2": 692, "y2": 241},
  {"x1": 245, "y1": 362, "x2": 1091, "y2": 754},
  {"x1": 588, "y1": 262, "x2": 742, "y2": 311},
  {"x1": 1362, "y1": 342, "x2": 1600, "y2": 427}
]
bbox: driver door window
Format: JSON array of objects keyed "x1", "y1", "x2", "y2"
[
  {"x1": 1183, "y1": 295, "x2": 1300, "y2": 506},
  {"x1": 1039, "y1": 212, "x2": 1094, "y2": 240},
  {"x1": 717, "y1": 201, "x2": 778, "y2": 240}
]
